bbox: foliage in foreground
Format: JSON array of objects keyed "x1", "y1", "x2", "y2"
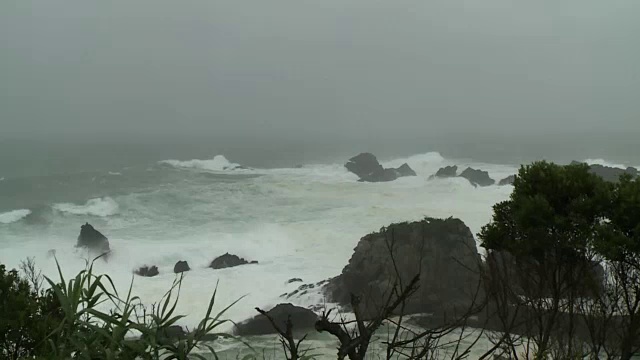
[{"x1": 1, "y1": 255, "x2": 245, "y2": 360}]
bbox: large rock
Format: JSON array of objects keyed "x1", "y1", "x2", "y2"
[
  {"x1": 459, "y1": 167, "x2": 495, "y2": 187},
  {"x1": 345, "y1": 153, "x2": 384, "y2": 179},
  {"x1": 234, "y1": 303, "x2": 318, "y2": 336},
  {"x1": 135, "y1": 265, "x2": 159, "y2": 277},
  {"x1": 345, "y1": 153, "x2": 416, "y2": 182},
  {"x1": 498, "y1": 175, "x2": 516, "y2": 186},
  {"x1": 76, "y1": 223, "x2": 110, "y2": 254},
  {"x1": 571, "y1": 161, "x2": 638, "y2": 183},
  {"x1": 430, "y1": 165, "x2": 458, "y2": 179},
  {"x1": 173, "y1": 261, "x2": 190, "y2": 273},
  {"x1": 325, "y1": 217, "x2": 482, "y2": 318},
  {"x1": 209, "y1": 253, "x2": 257, "y2": 269}
]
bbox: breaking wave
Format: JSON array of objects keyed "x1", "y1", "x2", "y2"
[
  {"x1": 0, "y1": 209, "x2": 32, "y2": 224},
  {"x1": 52, "y1": 197, "x2": 119, "y2": 217},
  {"x1": 159, "y1": 155, "x2": 243, "y2": 171}
]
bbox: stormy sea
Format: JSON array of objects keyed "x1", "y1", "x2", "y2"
[{"x1": 1, "y1": 150, "x2": 638, "y2": 358}]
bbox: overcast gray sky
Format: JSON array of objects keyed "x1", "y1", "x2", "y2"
[{"x1": 1, "y1": 0, "x2": 639, "y2": 159}]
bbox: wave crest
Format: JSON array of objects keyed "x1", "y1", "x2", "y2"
[
  {"x1": 159, "y1": 155, "x2": 243, "y2": 171},
  {"x1": 0, "y1": 209, "x2": 32, "y2": 224},
  {"x1": 53, "y1": 197, "x2": 119, "y2": 217}
]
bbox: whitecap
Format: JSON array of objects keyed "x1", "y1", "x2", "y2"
[
  {"x1": 582, "y1": 158, "x2": 634, "y2": 170},
  {"x1": 108, "y1": 171, "x2": 122, "y2": 176},
  {"x1": 0, "y1": 209, "x2": 31, "y2": 224},
  {"x1": 159, "y1": 155, "x2": 243, "y2": 171},
  {"x1": 52, "y1": 197, "x2": 119, "y2": 217}
]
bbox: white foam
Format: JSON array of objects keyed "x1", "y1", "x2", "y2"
[
  {"x1": 0, "y1": 209, "x2": 31, "y2": 224},
  {"x1": 53, "y1": 197, "x2": 119, "y2": 217},
  {"x1": 160, "y1": 155, "x2": 243, "y2": 172},
  {"x1": 0, "y1": 151, "x2": 517, "y2": 335},
  {"x1": 582, "y1": 158, "x2": 633, "y2": 170},
  {"x1": 108, "y1": 171, "x2": 122, "y2": 176}
]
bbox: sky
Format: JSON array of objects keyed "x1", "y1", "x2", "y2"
[{"x1": 1, "y1": 0, "x2": 639, "y2": 165}]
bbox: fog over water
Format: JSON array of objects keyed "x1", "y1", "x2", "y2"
[{"x1": 2, "y1": 0, "x2": 640, "y2": 177}]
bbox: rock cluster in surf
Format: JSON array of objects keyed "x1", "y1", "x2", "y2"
[
  {"x1": 430, "y1": 165, "x2": 497, "y2": 187},
  {"x1": 209, "y1": 253, "x2": 258, "y2": 269},
  {"x1": 345, "y1": 153, "x2": 416, "y2": 182},
  {"x1": 135, "y1": 265, "x2": 159, "y2": 277}
]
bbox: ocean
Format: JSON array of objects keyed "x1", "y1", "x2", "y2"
[{"x1": 1, "y1": 149, "x2": 637, "y2": 358}]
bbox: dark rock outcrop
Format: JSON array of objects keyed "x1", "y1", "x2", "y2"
[
  {"x1": 430, "y1": 165, "x2": 458, "y2": 179},
  {"x1": 135, "y1": 265, "x2": 159, "y2": 277},
  {"x1": 345, "y1": 153, "x2": 416, "y2": 182},
  {"x1": 287, "y1": 278, "x2": 303, "y2": 284},
  {"x1": 234, "y1": 303, "x2": 318, "y2": 336},
  {"x1": 571, "y1": 161, "x2": 638, "y2": 183},
  {"x1": 345, "y1": 153, "x2": 385, "y2": 179},
  {"x1": 396, "y1": 163, "x2": 417, "y2": 177},
  {"x1": 325, "y1": 217, "x2": 482, "y2": 318},
  {"x1": 459, "y1": 167, "x2": 495, "y2": 187},
  {"x1": 209, "y1": 253, "x2": 257, "y2": 269},
  {"x1": 76, "y1": 223, "x2": 110, "y2": 254},
  {"x1": 498, "y1": 175, "x2": 516, "y2": 186},
  {"x1": 173, "y1": 261, "x2": 190, "y2": 273}
]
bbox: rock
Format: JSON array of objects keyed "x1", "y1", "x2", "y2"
[
  {"x1": 234, "y1": 303, "x2": 318, "y2": 336},
  {"x1": 498, "y1": 175, "x2": 516, "y2": 186},
  {"x1": 345, "y1": 153, "x2": 416, "y2": 182},
  {"x1": 76, "y1": 223, "x2": 110, "y2": 254},
  {"x1": 325, "y1": 217, "x2": 482, "y2": 319},
  {"x1": 287, "y1": 278, "x2": 303, "y2": 284},
  {"x1": 571, "y1": 161, "x2": 638, "y2": 183},
  {"x1": 345, "y1": 153, "x2": 385, "y2": 179},
  {"x1": 173, "y1": 261, "x2": 190, "y2": 273},
  {"x1": 162, "y1": 325, "x2": 186, "y2": 340},
  {"x1": 209, "y1": 253, "x2": 256, "y2": 269},
  {"x1": 459, "y1": 167, "x2": 495, "y2": 187},
  {"x1": 359, "y1": 168, "x2": 399, "y2": 182},
  {"x1": 431, "y1": 165, "x2": 458, "y2": 179},
  {"x1": 395, "y1": 163, "x2": 417, "y2": 177},
  {"x1": 135, "y1": 265, "x2": 159, "y2": 277}
]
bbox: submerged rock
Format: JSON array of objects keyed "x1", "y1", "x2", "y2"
[
  {"x1": 325, "y1": 217, "x2": 482, "y2": 318},
  {"x1": 209, "y1": 253, "x2": 257, "y2": 269},
  {"x1": 76, "y1": 223, "x2": 110, "y2": 255},
  {"x1": 459, "y1": 167, "x2": 495, "y2": 187},
  {"x1": 430, "y1": 165, "x2": 458, "y2": 179},
  {"x1": 173, "y1": 261, "x2": 190, "y2": 273},
  {"x1": 234, "y1": 303, "x2": 318, "y2": 336},
  {"x1": 135, "y1": 265, "x2": 159, "y2": 277},
  {"x1": 498, "y1": 175, "x2": 516, "y2": 186}
]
